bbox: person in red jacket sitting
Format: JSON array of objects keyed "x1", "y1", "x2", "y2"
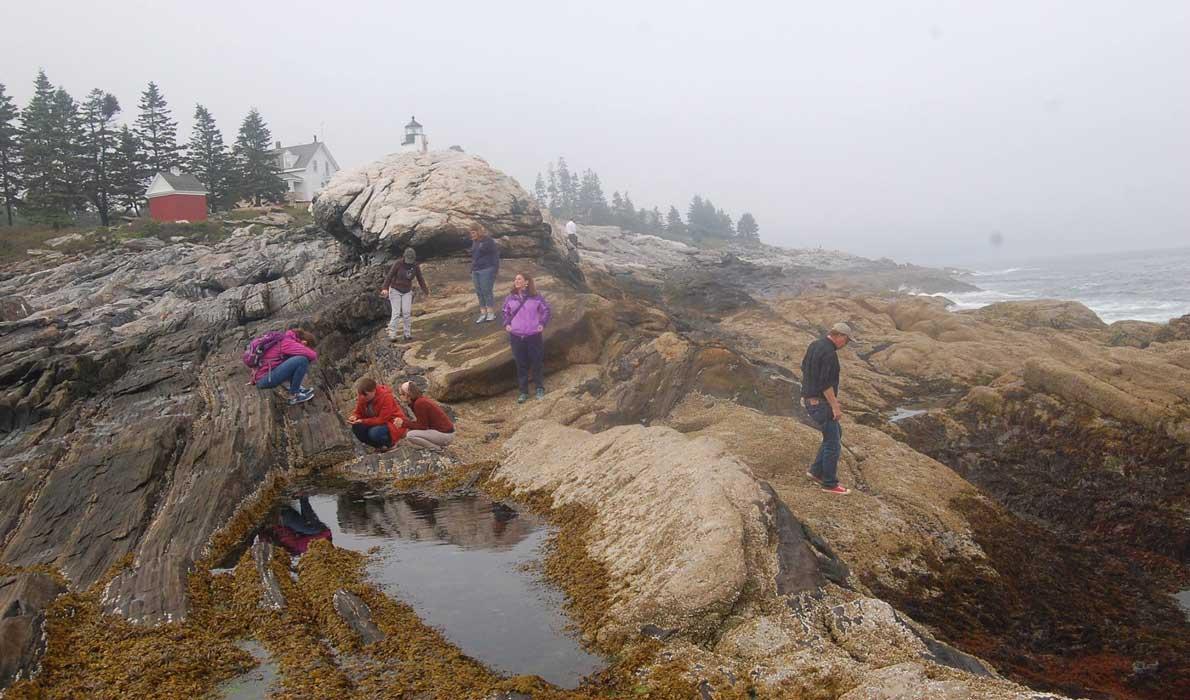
[
  {"x1": 397, "y1": 381, "x2": 455, "y2": 451},
  {"x1": 347, "y1": 377, "x2": 408, "y2": 451}
]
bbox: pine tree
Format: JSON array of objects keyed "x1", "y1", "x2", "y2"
[
  {"x1": 135, "y1": 82, "x2": 180, "y2": 174},
  {"x1": 555, "y1": 157, "x2": 576, "y2": 219},
  {"x1": 576, "y1": 169, "x2": 608, "y2": 224},
  {"x1": 650, "y1": 206, "x2": 663, "y2": 235},
  {"x1": 80, "y1": 89, "x2": 121, "y2": 226},
  {"x1": 716, "y1": 207, "x2": 735, "y2": 237},
  {"x1": 665, "y1": 206, "x2": 686, "y2": 238},
  {"x1": 52, "y1": 88, "x2": 88, "y2": 220},
  {"x1": 619, "y1": 192, "x2": 638, "y2": 230},
  {"x1": 185, "y1": 104, "x2": 231, "y2": 211},
  {"x1": 686, "y1": 195, "x2": 709, "y2": 240},
  {"x1": 736, "y1": 212, "x2": 759, "y2": 242},
  {"x1": 109, "y1": 125, "x2": 149, "y2": 216},
  {"x1": 0, "y1": 83, "x2": 21, "y2": 226},
  {"x1": 21, "y1": 73, "x2": 86, "y2": 227},
  {"x1": 546, "y1": 165, "x2": 559, "y2": 216},
  {"x1": 232, "y1": 108, "x2": 285, "y2": 206},
  {"x1": 533, "y1": 172, "x2": 547, "y2": 206}
]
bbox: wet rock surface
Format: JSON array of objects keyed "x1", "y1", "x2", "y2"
[
  {"x1": 0, "y1": 573, "x2": 65, "y2": 686},
  {"x1": 2, "y1": 153, "x2": 1186, "y2": 698}
]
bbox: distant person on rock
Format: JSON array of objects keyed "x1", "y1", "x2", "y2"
[
  {"x1": 503, "y1": 272, "x2": 552, "y2": 403},
  {"x1": 565, "y1": 220, "x2": 577, "y2": 237},
  {"x1": 347, "y1": 377, "x2": 408, "y2": 452},
  {"x1": 469, "y1": 224, "x2": 500, "y2": 324},
  {"x1": 800, "y1": 322, "x2": 854, "y2": 495},
  {"x1": 381, "y1": 247, "x2": 430, "y2": 341},
  {"x1": 398, "y1": 381, "x2": 456, "y2": 451},
  {"x1": 250, "y1": 329, "x2": 318, "y2": 405}
]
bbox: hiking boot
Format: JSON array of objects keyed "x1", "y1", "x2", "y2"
[
  {"x1": 535, "y1": 387, "x2": 545, "y2": 400},
  {"x1": 288, "y1": 388, "x2": 315, "y2": 405},
  {"x1": 516, "y1": 393, "x2": 529, "y2": 404},
  {"x1": 821, "y1": 485, "x2": 850, "y2": 495},
  {"x1": 805, "y1": 470, "x2": 821, "y2": 482}
]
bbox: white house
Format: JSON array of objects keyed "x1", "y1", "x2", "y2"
[{"x1": 268, "y1": 138, "x2": 341, "y2": 202}]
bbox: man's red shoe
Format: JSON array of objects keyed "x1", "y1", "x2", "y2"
[{"x1": 821, "y1": 485, "x2": 850, "y2": 495}]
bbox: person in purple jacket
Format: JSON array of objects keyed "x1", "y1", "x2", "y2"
[
  {"x1": 502, "y1": 273, "x2": 551, "y2": 403},
  {"x1": 253, "y1": 329, "x2": 319, "y2": 405}
]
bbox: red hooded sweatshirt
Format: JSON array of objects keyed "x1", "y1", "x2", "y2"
[{"x1": 352, "y1": 384, "x2": 408, "y2": 445}]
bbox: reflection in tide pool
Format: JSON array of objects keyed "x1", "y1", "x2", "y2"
[{"x1": 291, "y1": 489, "x2": 604, "y2": 688}]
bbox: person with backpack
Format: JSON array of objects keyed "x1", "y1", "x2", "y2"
[
  {"x1": 347, "y1": 377, "x2": 408, "y2": 451},
  {"x1": 397, "y1": 381, "x2": 455, "y2": 450},
  {"x1": 469, "y1": 224, "x2": 500, "y2": 324},
  {"x1": 381, "y1": 247, "x2": 430, "y2": 341},
  {"x1": 502, "y1": 272, "x2": 551, "y2": 403},
  {"x1": 248, "y1": 329, "x2": 318, "y2": 405}
]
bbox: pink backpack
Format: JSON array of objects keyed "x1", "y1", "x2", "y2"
[{"x1": 243, "y1": 331, "x2": 285, "y2": 368}]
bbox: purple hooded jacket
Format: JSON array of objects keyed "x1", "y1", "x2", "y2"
[
  {"x1": 502, "y1": 292, "x2": 551, "y2": 337},
  {"x1": 252, "y1": 330, "x2": 319, "y2": 383}
]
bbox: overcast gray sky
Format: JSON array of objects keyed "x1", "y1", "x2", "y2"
[{"x1": 4, "y1": 1, "x2": 1187, "y2": 265}]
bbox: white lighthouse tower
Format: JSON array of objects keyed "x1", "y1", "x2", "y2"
[{"x1": 401, "y1": 116, "x2": 428, "y2": 153}]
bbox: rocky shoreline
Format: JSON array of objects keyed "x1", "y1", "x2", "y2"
[{"x1": 1, "y1": 150, "x2": 1186, "y2": 698}]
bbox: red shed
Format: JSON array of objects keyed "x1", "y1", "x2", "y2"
[{"x1": 146, "y1": 169, "x2": 209, "y2": 222}]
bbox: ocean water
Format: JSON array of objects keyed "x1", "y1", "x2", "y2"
[{"x1": 924, "y1": 247, "x2": 1190, "y2": 324}]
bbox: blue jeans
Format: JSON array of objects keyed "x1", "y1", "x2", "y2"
[
  {"x1": 805, "y1": 401, "x2": 841, "y2": 488},
  {"x1": 509, "y1": 332, "x2": 544, "y2": 393},
  {"x1": 472, "y1": 267, "x2": 496, "y2": 308},
  {"x1": 256, "y1": 355, "x2": 309, "y2": 395},
  {"x1": 352, "y1": 423, "x2": 392, "y2": 449}
]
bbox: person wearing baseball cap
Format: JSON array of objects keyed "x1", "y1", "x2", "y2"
[{"x1": 799, "y1": 322, "x2": 855, "y2": 494}]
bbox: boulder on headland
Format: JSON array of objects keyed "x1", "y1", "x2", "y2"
[{"x1": 313, "y1": 150, "x2": 548, "y2": 260}]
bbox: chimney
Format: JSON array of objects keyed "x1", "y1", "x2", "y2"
[
  {"x1": 313, "y1": 134, "x2": 318, "y2": 143},
  {"x1": 275, "y1": 140, "x2": 281, "y2": 150}
]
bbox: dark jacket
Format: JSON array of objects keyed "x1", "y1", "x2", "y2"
[
  {"x1": 470, "y1": 236, "x2": 500, "y2": 272},
  {"x1": 382, "y1": 260, "x2": 429, "y2": 294},
  {"x1": 800, "y1": 337, "x2": 840, "y2": 400}
]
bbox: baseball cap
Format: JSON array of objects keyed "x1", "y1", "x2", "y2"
[{"x1": 830, "y1": 322, "x2": 856, "y2": 339}]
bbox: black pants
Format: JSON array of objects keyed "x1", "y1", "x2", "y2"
[
  {"x1": 352, "y1": 423, "x2": 392, "y2": 449},
  {"x1": 509, "y1": 332, "x2": 544, "y2": 393}
]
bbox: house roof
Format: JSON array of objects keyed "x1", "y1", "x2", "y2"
[
  {"x1": 146, "y1": 171, "x2": 208, "y2": 198},
  {"x1": 267, "y1": 141, "x2": 339, "y2": 173}
]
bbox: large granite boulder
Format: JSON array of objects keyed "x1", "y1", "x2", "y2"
[{"x1": 313, "y1": 150, "x2": 548, "y2": 260}]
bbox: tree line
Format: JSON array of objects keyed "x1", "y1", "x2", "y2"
[
  {"x1": 0, "y1": 71, "x2": 287, "y2": 227},
  {"x1": 533, "y1": 157, "x2": 760, "y2": 244}
]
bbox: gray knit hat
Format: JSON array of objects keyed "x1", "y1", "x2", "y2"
[{"x1": 403, "y1": 247, "x2": 416, "y2": 263}]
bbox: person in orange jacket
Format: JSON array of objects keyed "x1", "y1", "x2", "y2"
[{"x1": 347, "y1": 377, "x2": 408, "y2": 451}]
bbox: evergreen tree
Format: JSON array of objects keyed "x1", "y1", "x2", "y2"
[
  {"x1": 665, "y1": 205, "x2": 686, "y2": 238},
  {"x1": 109, "y1": 125, "x2": 149, "y2": 216},
  {"x1": 52, "y1": 88, "x2": 88, "y2": 219},
  {"x1": 135, "y1": 81, "x2": 180, "y2": 174},
  {"x1": 610, "y1": 191, "x2": 623, "y2": 227},
  {"x1": 184, "y1": 104, "x2": 231, "y2": 211},
  {"x1": 0, "y1": 83, "x2": 21, "y2": 226},
  {"x1": 576, "y1": 169, "x2": 608, "y2": 224},
  {"x1": 686, "y1": 195, "x2": 710, "y2": 240},
  {"x1": 80, "y1": 89, "x2": 121, "y2": 226},
  {"x1": 619, "y1": 192, "x2": 638, "y2": 230},
  {"x1": 716, "y1": 207, "x2": 735, "y2": 237},
  {"x1": 650, "y1": 206, "x2": 663, "y2": 235},
  {"x1": 736, "y1": 212, "x2": 759, "y2": 242},
  {"x1": 546, "y1": 165, "x2": 559, "y2": 216},
  {"x1": 533, "y1": 172, "x2": 547, "y2": 205},
  {"x1": 555, "y1": 157, "x2": 576, "y2": 219},
  {"x1": 21, "y1": 73, "x2": 85, "y2": 226},
  {"x1": 232, "y1": 108, "x2": 285, "y2": 206}
]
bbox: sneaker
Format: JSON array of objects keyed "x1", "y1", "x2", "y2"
[
  {"x1": 821, "y1": 485, "x2": 850, "y2": 495},
  {"x1": 476, "y1": 313, "x2": 487, "y2": 324},
  {"x1": 805, "y1": 471, "x2": 821, "y2": 482},
  {"x1": 485, "y1": 311, "x2": 497, "y2": 322},
  {"x1": 516, "y1": 393, "x2": 529, "y2": 404},
  {"x1": 535, "y1": 387, "x2": 545, "y2": 400},
  {"x1": 403, "y1": 333, "x2": 413, "y2": 340},
  {"x1": 288, "y1": 388, "x2": 315, "y2": 405}
]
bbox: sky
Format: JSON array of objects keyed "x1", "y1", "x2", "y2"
[{"x1": 3, "y1": 1, "x2": 1187, "y2": 266}]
